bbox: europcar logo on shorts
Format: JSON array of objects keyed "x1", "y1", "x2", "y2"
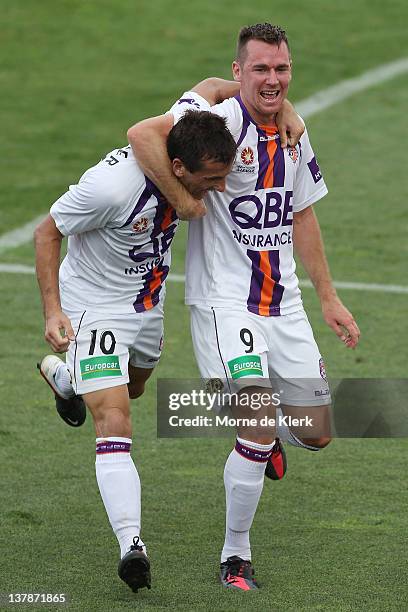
[
  {"x1": 227, "y1": 355, "x2": 263, "y2": 379},
  {"x1": 241, "y1": 147, "x2": 254, "y2": 165},
  {"x1": 80, "y1": 356, "x2": 122, "y2": 380}
]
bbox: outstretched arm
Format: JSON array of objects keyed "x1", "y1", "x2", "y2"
[
  {"x1": 293, "y1": 205, "x2": 360, "y2": 348},
  {"x1": 34, "y1": 214, "x2": 75, "y2": 352}
]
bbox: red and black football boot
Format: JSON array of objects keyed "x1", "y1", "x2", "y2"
[
  {"x1": 220, "y1": 556, "x2": 259, "y2": 590},
  {"x1": 118, "y1": 536, "x2": 151, "y2": 593},
  {"x1": 264, "y1": 437, "x2": 287, "y2": 480}
]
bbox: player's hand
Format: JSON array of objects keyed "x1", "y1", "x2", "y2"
[
  {"x1": 321, "y1": 297, "x2": 360, "y2": 349},
  {"x1": 45, "y1": 311, "x2": 75, "y2": 353},
  {"x1": 276, "y1": 99, "x2": 305, "y2": 148},
  {"x1": 171, "y1": 197, "x2": 207, "y2": 220}
]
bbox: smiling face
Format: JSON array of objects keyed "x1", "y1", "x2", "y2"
[
  {"x1": 172, "y1": 157, "x2": 233, "y2": 200},
  {"x1": 233, "y1": 39, "x2": 292, "y2": 125}
]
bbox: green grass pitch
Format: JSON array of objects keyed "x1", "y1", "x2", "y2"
[{"x1": 1, "y1": 1, "x2": 408, "y2": 610}]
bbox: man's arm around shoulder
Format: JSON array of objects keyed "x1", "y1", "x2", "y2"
[{"x1": 127, "y1": 78, "x2": 239, "y2": 220}]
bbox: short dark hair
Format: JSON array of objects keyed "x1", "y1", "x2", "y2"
[
  {"x1": 236, "y1": 23, "x2": 290, "y2": 62},
  {"x1": 167, "y1": 110, "x2": 237, "y2": 173}
]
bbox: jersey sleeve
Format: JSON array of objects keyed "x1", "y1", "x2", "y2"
[
  {"x1": 292, "y1": 124, "x2": 328, "y2": 212},
  {"x1": 209, "y1": 98, "x2": 243, "y2": 140},
  {"x1": 168, "y1": 91, "x2": 242, "y2": 140},
  {"x1": 168, "y1": 91, "x2": 211, "y2": 124},
  {"x1": 50, "y1": 154, "x2": 128, "y2": 236}
]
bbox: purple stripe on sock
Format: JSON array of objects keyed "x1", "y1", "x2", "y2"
[
  {"x1": 235, "y1": 439, "x2": 272, "y2": 462},
  {"x1": 96, "y1": 441, "x2": 131, "y2": 454}
]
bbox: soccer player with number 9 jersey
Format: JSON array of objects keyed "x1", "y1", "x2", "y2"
[{"x1": 128, "y1": 23, "x2": 361, "y2": 590}]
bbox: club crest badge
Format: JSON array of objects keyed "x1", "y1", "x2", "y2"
[
  {"x1": 288, "y1": 146, "x2": 298, "y2": 163},
  {"x1": 132, "y1": 217, "x2": 149, "y2": 233},
  {"x1": 241, "y1": 147, "x2": 254, "y2": 166},
  {"x1": 319, "y1": 357, "x2": 327, "y2": 381},
  {"x1": 205, "y1": 378, "x2": 224, "y2": 394}
]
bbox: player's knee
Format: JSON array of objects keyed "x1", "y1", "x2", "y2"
[
  {"x1": 300, "y1": 436, "x2": 332, "y2": 449},
  {"x1": 128, "y1": 381, "x2": 145, "y2": 400}
]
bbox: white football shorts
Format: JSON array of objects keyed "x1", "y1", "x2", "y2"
[
  {"x1": 63, "y1": 302, "x2": 164, "y2": 395},
  {"x1": 190, "y1": 305, "x2": 331, "y2": 406}
]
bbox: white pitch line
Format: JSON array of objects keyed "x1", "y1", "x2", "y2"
[
  {"x1": 298, "y1": 278, "x2": 408, "y2": 295},
  {"x1": 0, "y1": 263, "x2": 37, "y2": 275},
  {"x1": 0, "y1": 214, "x2": 45, "y2": 255},
  {"x1": 297, "y1": 57, "x2": 408, "y2": 118},
  {"x1": 1, "y1": 263, "x2": 407, "y2": 295}
]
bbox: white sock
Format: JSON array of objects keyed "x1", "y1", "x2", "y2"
[
  {"x1": 54, "y1": 362, "x2": 75, "y2": 398},
  {"x1": 95, "y1": 437, "x2": 145, "y2": 558},
  {"x1": 221, "y1": 437, "x2": 273, "y2": 563}
]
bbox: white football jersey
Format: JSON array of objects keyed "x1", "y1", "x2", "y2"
[
  {"x1": 170, "y1": 92, "x2": 328, "y2": 316},
  {"x1": 50, "y1": 145, "x2": 179, "y2": 314}
]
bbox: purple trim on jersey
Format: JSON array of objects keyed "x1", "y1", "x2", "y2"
[
  {"x1": 246, "y1": 250, "x2": 263, "y2": 312},
  {"x1": 234, "y1": 96, "x2": 252, "y2": 147},
  {"x1": 234, "y1": 95, "x2": 257, "y2": 126},
  {"x1": 246, "y1": 249, "x2": 284, "y2": 316},
  {"x1": 307, "y1": 156, "x2": 323, "y2": 184},
  {"x1": 96, "y1": 441, "x2": 131, "y2": 454},
  {"x1": 133, "y1": 259, "x2": 169, "y2": 313},
  {"x1": 256, "y1": 129, "x2": 270, "y2": 190},
  {"x1": 255, "y1": 127, "x2": 285, "y2": 189},
  {"x1": 178, "y1": 97, "x2": 201, "y2": 108},
  {"x1": 129, "y1": 189, "x2": 177, "y2": 311},
  {"x1": 269, "y1": 250, "x2": 284, "y2": 312},
  {"x1": 122, "y1": 177, "x2": 164, "y2": 227},
  {"x1": 150, "y1": 192, "x2": 178, "y2": 240},
  {"x1": 235, "y1": 439, "x2": 272, "y2": 462},
  {"x1": 272, "y1": 141, "x2": 285, "y2": 187}
]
